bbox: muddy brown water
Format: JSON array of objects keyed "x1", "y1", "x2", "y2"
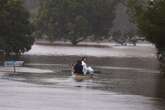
[
  {"x1": 1, "y1": 44, "x2": 165, "y2": 110},
  {"x1": 2, "y1": 55, "x2": 162, "y2": 98}
]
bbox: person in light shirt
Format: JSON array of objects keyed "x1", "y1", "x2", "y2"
[{"x1": 81, "y1": 57, "x2": 94, "y2": 75}]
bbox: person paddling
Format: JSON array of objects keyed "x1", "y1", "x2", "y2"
[{"x1": 73, "y1": 60, "x2": 84, "y2": 75}]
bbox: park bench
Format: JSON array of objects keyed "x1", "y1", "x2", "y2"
[
  {"x1": 4, "y1": 61, "x2": 24, "y2": 67},
  {"x1": 4, "y1": 61, "x2": 24, "y2": 73}
]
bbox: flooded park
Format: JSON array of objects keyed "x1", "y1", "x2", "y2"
[
  {"x1": 1, "y1": 43, "x2": 165, "y2": 110},
  {"x1": 1, "y1": 0, "x2": 165, "y2": 109}
]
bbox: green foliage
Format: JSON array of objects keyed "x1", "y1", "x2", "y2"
[
  {"x1": 0, "y1": 0, "x2": 34, "y2": 55},
  {"x1": 35, "y1": 0, "x2": 119, "y2": 45},
  {"x1": 127, "y1": 0, "x2": 165, "y2": 57},
  {"x1": 23, "y1": 0, "x2": 40, "y2": 15}
]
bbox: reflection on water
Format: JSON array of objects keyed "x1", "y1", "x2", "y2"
[
  {"x1": 25, "y1": 44, "x2": 156, "y2": 57},
  {"x1": 2, "y1": 55, "x2": 165, "y2": 110},
  {"x1": 156, "y1": 63, "x2": 165, "y2": 98},
  {"x1": 0, "y1": 78, "x2": 165, "y2": 110},
  {"x1": 2, "y1": 61, "x2": 165, "y2": 98},
  {"x1": 1, "y1": 44, "x2": 165, "y2": 110}
]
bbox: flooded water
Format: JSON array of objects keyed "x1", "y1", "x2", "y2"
[{"x1": 1, "y1": 44, "x2": 165, "y2": 110}]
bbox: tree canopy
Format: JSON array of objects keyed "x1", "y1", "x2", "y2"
[
  {"x1": 35, "y1": 0, "x2": 119, "y2": 45},
  {"x1": 0, "y1": 0, "x2": 34, "y2": 55},
  {"x1": 127, "y1": 0, "x2": 165, "y2": 57}
]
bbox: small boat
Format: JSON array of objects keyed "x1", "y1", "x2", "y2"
[{"x1": 72, "y1": 74, "x2": 93, "y2": 82}]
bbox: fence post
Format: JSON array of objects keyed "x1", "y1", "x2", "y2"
[{"x1": 13, "y1": 62, "x2": 16, "y2": 73}]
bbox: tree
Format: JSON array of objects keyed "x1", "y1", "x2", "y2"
[
  {"x1": 112, "y1": 31, "x2": 128, "y2": 45},
  {"x1": 35, "y1": 0, "x2": 119, "y2": 45},
  {"x1": 127, "y1": 0, "x2": 165, "y2": 60},
  {"x1": 125, "y1": 30, "x2": 139, "y2": 46},
  {"x1": 0, "y1": 0, "x2": 34, "y2": 57}
]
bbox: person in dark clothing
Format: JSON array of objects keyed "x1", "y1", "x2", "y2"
[{"x1": 74, "y1": 60, "x2": 84, "y2": 75}]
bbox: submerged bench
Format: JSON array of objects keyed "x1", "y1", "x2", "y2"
[
  {"x1": 4, "y1": 61, "x2": 24, "y2": 73},
  {"x1": 4, "y1": 61, "x2": 24, "y2": 67}
]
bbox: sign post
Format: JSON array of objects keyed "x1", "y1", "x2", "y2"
[
  {"x1": 13, "y1": 61, "x2": 16, "y2": 73},
  {"x1": 9, "y1": 61, "x2": 16, "y2": 73}
]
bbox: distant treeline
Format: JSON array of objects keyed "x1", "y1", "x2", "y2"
[
  {"x1": 0, "y1": 0, "x2": 164, "y2": 63},
  {"x1": 23, "y1": 0, "x2": 40, "y2": 13}
]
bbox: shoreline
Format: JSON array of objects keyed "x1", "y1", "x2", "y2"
[{"x1": 25, "y1": 43, "x2": 157, "y2": 58}]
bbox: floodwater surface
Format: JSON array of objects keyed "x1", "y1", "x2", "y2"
[{"x1": 1, "y1": 44, "x2": 165, "y2": 110}]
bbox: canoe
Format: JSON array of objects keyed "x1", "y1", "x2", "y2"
[{"x1": 73, "y1": 74, "x2": 93, "y2": 81}]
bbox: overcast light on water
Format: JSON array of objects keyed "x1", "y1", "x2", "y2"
[
  {"x1": 25, "y1": 43, "x2": 156, "y2": 58},
  {"x1": 1, "y1": 0, "x2": 165, "y2": 109},
  {"x1": 1, "y1": 43, "x2": 165, "y2": 110}
]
